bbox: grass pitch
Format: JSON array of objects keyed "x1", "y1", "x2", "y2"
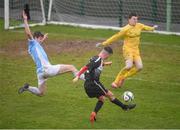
[{"x1": 0, "y1": 19, "x2": 180, "y2": 129}]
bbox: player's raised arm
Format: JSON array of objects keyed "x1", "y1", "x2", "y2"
[
  {"x1": 22, "y1": 10, "x2": 33, "y2": 40},
  {"x1": 40, "y1": 33, "x2": 48, "y2": 43},
  {"x1": 142, "y1": 24, "x2": 158, "y2": 31},
  {"x1": 103, "y1": 61, "x2": 112, "y2": 66},
  {"x1": 96, "y1": 29, "x2": 126, "y2": 47},
  {"x1": 103, "y1": 31, "x2": 125, "y2": 45}
]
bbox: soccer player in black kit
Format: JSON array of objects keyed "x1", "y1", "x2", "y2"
[{"x1": 73, "y1": 46, "x2": 136, "y2": 124}]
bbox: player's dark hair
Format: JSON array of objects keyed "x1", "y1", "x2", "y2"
[
  {"x1": 33, "y1": 31, "x2": 44, "y2": 38},
  {"x1": 104, "y1": 46, "x2": 113, "y2": 54},
  {"x1": 128, "y1": 12, "x2": 137, "y2": 19}
]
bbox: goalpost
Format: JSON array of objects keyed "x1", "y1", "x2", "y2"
[{"x1": 4, "y1": 0, "x2": 46, "y2": 29}]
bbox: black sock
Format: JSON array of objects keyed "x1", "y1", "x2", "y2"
[
  {"x1": 111, "y1": 98, "x2": 125, "y2": 109},
  {"x1": 94, "y1": 100, "x2": 104, "y2": 113}
]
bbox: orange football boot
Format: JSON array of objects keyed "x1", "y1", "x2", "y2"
[{"x1": 90, "y1": 112, "x2": 96, "y2": 124}]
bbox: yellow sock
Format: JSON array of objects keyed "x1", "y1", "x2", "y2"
[
  {"x1": 124, "y1": 66, "x2": 138, "y2": 78},
  {"x1": 114, "y1": 67, "x2": 128, "y2": 84}
]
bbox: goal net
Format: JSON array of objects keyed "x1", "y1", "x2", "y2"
[
  {"x1": 3, "y1": 0, "x2": 180, "y2": 34},
  {"x1": 48, "y1": 0, "x2": 180, "y2": 34},
  {"x1": 4, "y1": 0, "x2": 46, "y2": 29}
]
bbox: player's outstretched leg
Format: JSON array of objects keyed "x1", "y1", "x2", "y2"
[
  {"x1": 112, "y1": 59, "x2": 134, "y2": 88},
  {"x1": 106, "y1": 90, "x2": 136, "y2": 110},
  {"x1": 18, "y1": 83, "x2": 29, "y2": 94},
  {"x1": 57, "y1": 64, "x2": 85, "y2": 80},
  {"x1": 18, "y1": 82, "x2": 46, "y2": 96},
  {"x1": 112, "y1": 58, "x2": 143, "y2": 88},
  {"x1": 111, "y1": 68, "x2": 129, "y2": 88},
  {"x1": 123, "y1": 104, "x2": 136, "y2": 111},
  {"x1": 125, "y1": 58, "x2": 143, "y2": 78}
]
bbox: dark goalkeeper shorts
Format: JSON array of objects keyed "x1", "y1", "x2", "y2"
[{"x1": 84, "y1": 80, "x2": 108, "y2": 98}]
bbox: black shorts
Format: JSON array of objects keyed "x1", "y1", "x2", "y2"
[{"x1": 84, "y1": 80, "x2": 108, "y2": 98}]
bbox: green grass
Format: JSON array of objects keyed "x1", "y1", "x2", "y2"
[{"x1": 0, "y1": 18, "x2": 180, "y2": 129}]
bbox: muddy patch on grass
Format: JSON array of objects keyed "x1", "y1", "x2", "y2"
[
  {"x1": 0, "y1": 39, "x2": 121, "y2": 58},
  {"x1": 0, "y1": 39, "x2": 101, "y2": 57},
  {"x1": 45, "y1": 40, "x2": 98, "y2": 55},
  {"x1": 0, "y1": 40, "x2": 28, "y2": 57}
]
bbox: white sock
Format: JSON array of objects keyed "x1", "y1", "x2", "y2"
[
  {"x1": 79, "y1": 73, "x2": 85, "y2": 81},
  {"x1": 73, "y1": 71, "x2": 78, "y2": 77},
  {"x1": 28, "y1": 86, "x2": 41, "y2": 95}
]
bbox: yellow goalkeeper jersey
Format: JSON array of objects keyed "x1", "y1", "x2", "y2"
[{"x1": 102, "y1": 23, "x2": 154, "y2": 50}]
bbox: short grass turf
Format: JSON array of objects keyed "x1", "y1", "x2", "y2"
[{"x1": 0, "y1": 19, "x2": 180, "y2": 129}]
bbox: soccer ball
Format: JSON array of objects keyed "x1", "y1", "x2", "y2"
[{"x1": 123, "y1": 91, "x2": 134, "y2": 102}]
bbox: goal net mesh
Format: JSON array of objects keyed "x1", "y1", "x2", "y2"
[
  {"x1": 3, "y1": 0, "x2": 45, "y2": 29},
  {"x1": 50, "y1": 0, "x2": 180, "y2": 32}
]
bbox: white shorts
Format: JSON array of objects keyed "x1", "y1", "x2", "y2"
[{"x1": 37, "y1": 65, "x2": 61, "y2": 85}]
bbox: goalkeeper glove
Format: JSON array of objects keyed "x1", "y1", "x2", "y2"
[
  {"x1": 96, "y1": 42, "x2": 102, "y2": 48},
  {"x1": 153, "y1": 25, "x2": 158, "y2": 29}
]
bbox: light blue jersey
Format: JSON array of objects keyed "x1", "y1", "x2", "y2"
[{"x1": 28, "y1": 39, "x2": 50, "y2": 74}]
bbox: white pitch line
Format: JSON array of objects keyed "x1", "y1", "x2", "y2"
[
  {"x1": 102, "y1": 74, "x2": 180, "y2": 86},
  {"x1": 142, "y1": 42, "x2": 180, "y2": 49},
  {"x1": 128, "y1": 77, "x2": 180, "y2": 86}
]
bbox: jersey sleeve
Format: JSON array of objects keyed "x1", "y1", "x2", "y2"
[
  {"x1": 77, "y1": 56, "x2": 101, "y2": 77},
  {"x1": 77, "y1": 66, "x2": 88, "y2": 77},
  {"x1": 102, "y1": 27, "x2": 127, "y2": 46},
  {"x1": 28, "y1": 39, "x2": 36, "y2": 45},
  {"x1": 141, "y1": 24, "x2": 155, "y2": 31}
]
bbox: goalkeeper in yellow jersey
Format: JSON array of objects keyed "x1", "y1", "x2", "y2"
[{"x1": 96, "y1": 13, "x2": 158, "y2": 88}]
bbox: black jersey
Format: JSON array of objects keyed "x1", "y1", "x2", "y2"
[{"x1": 85, "y1": 56, "x2": 103, "y2": 81}]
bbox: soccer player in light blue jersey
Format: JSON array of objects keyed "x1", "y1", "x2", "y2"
[{"x1": 18, "y1": 11, "x2": 83, "y2": 96}]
